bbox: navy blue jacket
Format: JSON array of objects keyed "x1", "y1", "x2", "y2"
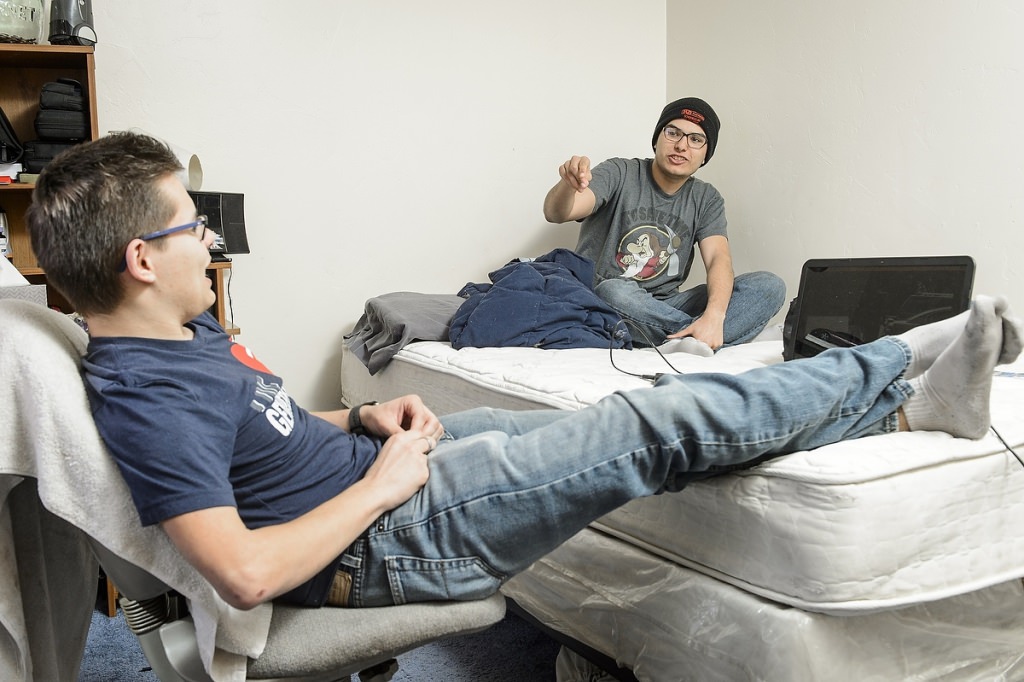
[{"x1": 449, "y1": 249, "x2": 632, "y2": 350}]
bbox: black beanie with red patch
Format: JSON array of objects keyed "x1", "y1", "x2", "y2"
[{"x1": 652, "y1": 97, "x2": 720, "y2": 165}]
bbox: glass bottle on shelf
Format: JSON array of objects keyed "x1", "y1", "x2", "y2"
[{"x1": 0, "y1": 0, "x2": 44, "y2": 44}]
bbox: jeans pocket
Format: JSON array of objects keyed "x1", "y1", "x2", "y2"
[{"x1": 384, "y1": 555, "x2": 503, "y2": 605}]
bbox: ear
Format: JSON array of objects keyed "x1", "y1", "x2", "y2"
[{"x1": 122, "y1": 239, "x2": 158, "y2": 283}]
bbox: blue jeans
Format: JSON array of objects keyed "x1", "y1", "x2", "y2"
[
  {"x1": 338, "y1": 338, "x2": 911, "y2": 607},
  {"x1": 595, "y1": 271, "x2": 787, "y2": 347}
]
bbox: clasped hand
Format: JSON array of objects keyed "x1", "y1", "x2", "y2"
[{"x1": 358, "y1": 395, "x2": 444, "y2": 510}]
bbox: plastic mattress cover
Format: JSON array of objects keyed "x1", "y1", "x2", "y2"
[{"x1": 502, "y1": 528, "x2": 1024, "y2": 682}]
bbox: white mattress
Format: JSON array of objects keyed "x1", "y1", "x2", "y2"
[
  {"x1": 339, "y1": 340, "x2": 1024, "y2": 613},
  {"x1": 340, "y1": 337, "x2": 785, "y2": 412},
  {"x1": 502, "y1": 528, "x2": 1024, "y2": 682}
]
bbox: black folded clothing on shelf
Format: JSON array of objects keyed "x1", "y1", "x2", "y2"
[
  {"x1": 22, "y1": 140, "x2": 78, "y2": 173},
  {"x1": 39, "y1": 78, "x2": 85, "y2": 112},
  {"x1": 34, "y1": 78, "x2": 88, "y2": 142},
  {"x1": 35, "y1": 109, "x2": 88, "y2": 141}
]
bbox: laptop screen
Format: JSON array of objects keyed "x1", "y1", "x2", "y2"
[{"x1": 782, "y1": 256, "x2": 975, "y2": 361}]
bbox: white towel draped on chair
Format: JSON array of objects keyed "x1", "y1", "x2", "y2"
[{"x1": 0, "y1": 299, "x2": 270, "y2": 682}]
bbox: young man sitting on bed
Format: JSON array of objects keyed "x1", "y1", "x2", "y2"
[
  {"x1": 543, "y1": 96, "x2": 786, "y2": 356},
  {"x1": 28, "y1": 132, "x2": 1022, "y2": 611}
]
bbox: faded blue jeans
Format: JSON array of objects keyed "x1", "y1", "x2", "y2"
[
  {"x1": 595, "y1": 270, "x2": 787, "y2": 347},
  {"x1": 337, "y1": 337, "x2": 912, "y2": 607}
]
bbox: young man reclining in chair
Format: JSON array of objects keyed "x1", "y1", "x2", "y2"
[{"x1": 27, "y1": 132, "x2": 1023, "y2": 611}]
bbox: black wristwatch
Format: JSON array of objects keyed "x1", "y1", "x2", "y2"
[{"x1": 348, "y1": 401, "x2": 378, "y2": 436}]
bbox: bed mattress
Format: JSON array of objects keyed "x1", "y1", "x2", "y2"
[
  {"x1": 339, "y1": 340, "x2": 1024, "y2": 613},
  {"x1": 502, "y1": 527, "x2": 1024, "y2": 682},
  {"x1": 340, "y1": 337, "x2": 784, "y2": 412}
]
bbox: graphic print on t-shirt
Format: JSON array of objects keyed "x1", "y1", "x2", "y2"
[
  {"x1": 229, "y1": 341, "x2": 296, "y2": 437},
  {"x1": 615, "y1": 225, "x2": 683, "y2": 281},
  {"x1": 231, "y1": 343, "x2": 272, "y2": 374}
]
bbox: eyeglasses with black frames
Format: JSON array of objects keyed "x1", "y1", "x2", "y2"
[{"x1": 662, "y1": 125, "x2": 707, "y2": 149}]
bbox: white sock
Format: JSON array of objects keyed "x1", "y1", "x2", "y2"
[
  {"x1": 652, "y1": 337, "x2": 714, "y2": 357},
  {"x1": 1001, "y1": 313, "x2": 1024, "y2": 366},
  {"x1": 898, "y1": 309, "x2": 972, "y2": 379},
  {"x1": 898, "y1": 295, "x2": 1021, "y2": 378},
  {"x1": 902, "y1": 296, "x2": 1002, "y2": 439}
]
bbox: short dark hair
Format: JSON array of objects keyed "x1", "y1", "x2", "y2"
[{"x1": 27, "y1": 132, "x2": 183, "y2": 315}]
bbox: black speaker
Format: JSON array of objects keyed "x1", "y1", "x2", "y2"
[
  {"x1": 220, "y1": 192, "x2": 250, "y2": 255},
  {"x1": 49, "y1": 0, "x2": 97, "y2": 46},
  {"x1": 188, "y1": 191, "x2": 250, "y2": 259}
]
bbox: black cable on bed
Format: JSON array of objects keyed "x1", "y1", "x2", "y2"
[
  {"x1": 607, "y1": 321, "x2": 682, "y2": 383},
  {"x1": 990, "y1": 425, "x2": 1024, "y2": 470}
]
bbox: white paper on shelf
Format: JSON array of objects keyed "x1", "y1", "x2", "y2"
[{"x1": 0, "y1": 254, "x2": 30, "y2": 286}]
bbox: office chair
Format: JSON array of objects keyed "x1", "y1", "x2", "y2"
[
  {"x1": 91, "y1": 540, "x2": 505, "y2": 682},
  {"x1": 0, "y1": 299, "x2": 506, "y2": 682}
]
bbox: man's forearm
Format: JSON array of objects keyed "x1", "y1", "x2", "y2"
[
  {"x1": 703, "y1": 262, "x2": 734, "y2": 319},
  {"x1": 163, "y1": 479, "x2": 391, "y2": 610},
  {"x1": 543, "y1": 180, "x2": 577, "y2": 223}
]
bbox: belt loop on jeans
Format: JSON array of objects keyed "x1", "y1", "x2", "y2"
[{"x1": 327, "y1": 569, "x2": 352, "y2": 607}]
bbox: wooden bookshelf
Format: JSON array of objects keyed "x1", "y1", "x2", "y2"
[{"x1": 1, "y1": 44, "x2": 238, "y2": 333}]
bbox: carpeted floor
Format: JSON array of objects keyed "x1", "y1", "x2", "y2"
[{"x1": 77, "y1": 604, "x2": 561, "y2": 681}]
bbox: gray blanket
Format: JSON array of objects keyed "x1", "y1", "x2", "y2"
[{"x1": 345, "y1": 292, "x2": 465, "y2": 375}]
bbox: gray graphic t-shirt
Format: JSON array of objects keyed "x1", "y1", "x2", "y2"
[{"x1": 576, "y1": 157, "x2": 727, "y2": 298}]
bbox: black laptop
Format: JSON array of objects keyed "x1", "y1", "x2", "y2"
[{"x1": 782, "y1": 256, "x2": 975, "y2": 361}]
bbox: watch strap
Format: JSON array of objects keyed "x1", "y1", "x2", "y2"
[{"x1": 348, "y1": 401, "x2": 378, "y2": 436}]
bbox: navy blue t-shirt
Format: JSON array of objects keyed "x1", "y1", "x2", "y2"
[
  {"x1": 83, "y1": 314, "x2": 380, "y2": 604},
  {"x1": 83, "y1": 314, "x2": 379, "y2": 521}
]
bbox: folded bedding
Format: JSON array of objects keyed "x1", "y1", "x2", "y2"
[
  {"x1": 346, "y1": 250, "x2": 630, "y2": 375},
  {"x1": 344, "y1": 292, "x2": 465, "y2": 375}
]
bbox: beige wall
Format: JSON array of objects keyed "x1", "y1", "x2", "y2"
[
  {"x1": 87, "y1": 2, "x2": 1015, "y2": 409},
  {"x1": 669, "y1": 0, "x2": 1024, "y2": 312},
  {"x1": 91, "y1": 1, "x2": 667, "y2": 408}
]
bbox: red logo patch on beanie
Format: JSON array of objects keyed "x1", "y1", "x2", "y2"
[{"x1": 681, "y1": 108, "x2": 705, "y2": 124}]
